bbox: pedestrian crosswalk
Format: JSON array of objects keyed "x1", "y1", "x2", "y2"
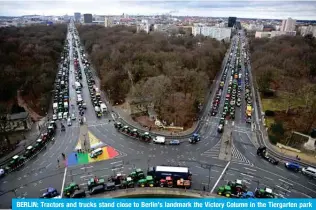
[
  {"x1": 231, "y1": 144, "x2": 253, "y2": 166},
  {"x1": 201, "y1": 140, "x2": 221, "y2": 158}
]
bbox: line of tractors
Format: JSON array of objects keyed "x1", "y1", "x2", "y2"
[
  {"x1": 217, "y1": 179, "x2": 276, "y2": 198},
  {"x1": 61, "y1": 168, "x2": 191, "y2": 198},
  {"x1": 114, "y1": 122, "x2": 152, "y2": 142}
]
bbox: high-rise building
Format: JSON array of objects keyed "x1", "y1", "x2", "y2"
[
  {"x1": 136, "y1": 20, "x2": 150, "y2": 33},
  {"x1": 83, "y1": 14, "x2": 93, "y2": 24},
  {"x1": 74, "y1": 12, "x2": 81, "y2": 22},
  {"x1": 228, "y1": 17, "x2": 237, "y2": 27},
  {"x1": 104, "y1": 17, "x2": 113, "y2": 27},
  {"x1": 192, "y1": 26, "x2": 232, "y2": 42},
  {"x1": 280, "y1": 18, "x2": 296, "y2": 32}
]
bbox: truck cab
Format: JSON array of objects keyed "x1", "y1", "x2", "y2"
[{"x1": 153, "y1": 136, "x2": 165, "y2": 144}]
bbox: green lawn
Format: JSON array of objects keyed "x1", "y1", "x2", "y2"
[{"x1": 261, "y1": 92, "x2": 305, "y2": 111}]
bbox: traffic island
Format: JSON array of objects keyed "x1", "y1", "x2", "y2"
[
  {"x1": 218, "y1": 124, "x2": 232, "y2": 161},
  {"x1": 92, "y1": 188, "x2": 220, "y2": 198}
]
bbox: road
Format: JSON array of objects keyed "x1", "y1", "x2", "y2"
[{"x1": 1, "y1": 25, "x2": 315, "y2": 208}]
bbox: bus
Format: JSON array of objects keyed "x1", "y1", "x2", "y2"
[{"x1": 147, "y1": 166, "x2": 192, "y2": 181}]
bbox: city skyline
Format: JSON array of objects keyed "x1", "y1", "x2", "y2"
[{"x1": 1, "y1": 1, "x2": 316, "y2": 20}]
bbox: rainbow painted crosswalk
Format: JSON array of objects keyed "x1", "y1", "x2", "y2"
[{"x1": 67, "y1": 146, "x2": 119, "y2": 166}]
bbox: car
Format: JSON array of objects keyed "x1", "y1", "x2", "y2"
[
  {"x1": 71, "y1": 113, "x2": 76, "y2": 120},
  {"x1": 284, "y1": 162, "x2": 300, "y2": 172},
  {"x1": 217, "y1": 124, "x2": 224, "y2": 133},
  {"x1": 67, "y1": 118, "x2": 72, "y2": 126},
  {"x1": 90, "y1": 148, "x2": 103, "y2": 158},
  {"x1": 169, "y1": 140, "x2": 180, "y2": 145},
  {"x1": 41, "y1": 187, "x2": 59, "y2": 198},
  {"x1": 301, "y1": 167, "x2": 316, "y2": 178},
  {"x1": 53, "y1": 114, "x2": 57, "y2": 121}
]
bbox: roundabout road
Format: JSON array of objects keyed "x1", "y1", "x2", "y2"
[{"x1": 1, "y1": 24, "x2": 316, "y2": 208}]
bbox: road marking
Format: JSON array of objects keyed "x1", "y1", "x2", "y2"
[
  {"x1": 210, "y1": 161, "x2": 230, "y2": 193},
  {"x1": 275, "y1": 185, "x2": 291, "y2": 193},
  {"x1": 34, "y1": 159, "x2": 39, "y2": 163},
  {"x1": 46, "y1": 163, "x2": 52, "y2": 168},
  {"x1": 40, "y1": 188, "x2": 47, "y2": 191},
  {"x1": 119, "y1": 144, "x2": 125, "y2": 148},
  {"x1": 195, "y1": 166, "x2": 202, "y2": 169},
  {"x1": 111, "y1": 160, "x2": 123, "y2": 165},
  {"x1": 112, "y1": 167, "x2": 124, "y2": 171},
  {"x1": 230, "y1": 167, "x2": 240, "y2": 171},
  {"x1": 79, "y1": 183, "x2": 86, "y2": 186},
  {"x1": 290, "y1": 173, "x2": 300, "y2": 179},
  {"x1": 244, "y1": 167, "x2": 256, "y2": 171},
  {"x1": 226, "y1": 173, "x2": 235, "y2": 176},
  {"x1": 264, "y1": 177, "x2": 273, "y2": 181},
  {"x1": 279, "y1": 179, "x2": 293, "y2": 185},
  {"x1": 80, "y1": 174, "x2": 94, "y2": 178},
  {"x1": 65, "y1": 145, "x2": 68, "y2": 151},
  {"x1": 250, "y1": 152, "x2": 255, "y2": 156},
  {"x1": 240, "y1": 173, "x2": 254, "y2": 178},
  {"x1": 276, "y1": 166, "x2": 285, "y2": 171},
  {"x1": 60, "y1": 167, "x2": 67, "y2": 198},
  {"x1": 308, "y1": 182, "x2": 316, "y2": 187},
  {"x1": 211, "y1": 169, "x2": 219, "y2": 173},
  {"x1": 43, "y1": 152, "x2": 48, "y2": 156},
  {"x1": 129, "y1": 148, "x2": 135, "y2": 151}
]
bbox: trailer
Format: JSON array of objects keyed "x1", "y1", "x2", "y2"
[{"x1": 147, "y1": 166, "x2": 192, "y2": 181}]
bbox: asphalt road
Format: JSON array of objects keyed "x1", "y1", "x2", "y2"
[{"x1": 1, "y1": 24, "x2": 315, "y2": 208}]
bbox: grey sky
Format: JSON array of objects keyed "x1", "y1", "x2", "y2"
[{"x1": 0, "y1": 0, "x2": 316, "y2": 20}]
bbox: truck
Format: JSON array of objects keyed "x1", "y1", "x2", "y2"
[
  {"x1": 75, "y1": 81, "x2": 81, "y2": 90},
  {"x1": 257, "y1": 146, "x2": 279, "y2": 165},
  {"x1": 53, "y1": 103, "x2": 58, "y2": 113},
  {"x1": 148, "y1": 166, "x2": 192, "y2": 181}
]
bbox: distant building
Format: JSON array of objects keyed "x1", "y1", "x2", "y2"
[
  {"x1": 192, "y1": 26, "x2": 232, "y2": 42},
  {"x1": 136, "y1": 19, "x2": 150, "y2": 33},
  {"x1": 228, "y1": 17, "x2": 237, "y2": 27},
  {"x1": 300, "y1": 25, "x2": 316, "y2": 37},
  {"x1": 280, "y1": 18, "x2": 296, "y2": 32},
  {"x1": 255, "y1": 30, "x2": 296, "y2": 38},
  {"x1": 104, "y1": 17, "x2": 113, "y2": 27},
  {"x1": 74, "y1": 13, "x2": 81, "y2": 22},
  {"x1": 83, "y1": 14, "x2": 93, "y2": 24}
]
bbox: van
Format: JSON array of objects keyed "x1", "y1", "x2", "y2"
[
  {"x1": 302, "y1": 167, "x2": 316, "y2": 178},
  {"x1": 153, "y1": 136, "x2": 165, "y2": 144},
  {"x1": 100, "y1": 103, "x2": 107, "y2": 112},
  {"x1": 90, "y1": 148, "x2": 103, "y2": 158}
]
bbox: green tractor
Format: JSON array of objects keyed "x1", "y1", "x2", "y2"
[
  {"x1": 87, "y1": 177, "x2": 105, "y2": 191},
  {"x1": 138, "y1": 179, "x2": 147, "y2": 187},
  {"x1": 121, "y1": 126, "x2": 131, "y2": 134},
  {"x1": 217, "y1": 185, "x2": 232, "y2": 197},
  {"x1": 255, "y1": 187, "x2": 275, "y2": 198},
  {"x1": 114, "y1": 122, "x2": 123, "y2": 130},
  {"x1": 141, "y1": 132, "x2": 152, "y2": 142},
  {"x1": 121, "y1": 177, "x2": 135, "y2": 188},
  {"x1": 130, "y1": 129, "x2": 140, "y2": 138},
  {"x1": 129, "y1": 168, "x2": 145, "y2": 181},
  {"x1": 63, "y1": 182, "x2": 80, "y2": 197},
  {"x1": 146, "y1": 176, "x2": 154, "y2": 187}
]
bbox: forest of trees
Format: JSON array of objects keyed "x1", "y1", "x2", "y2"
[
  {"x1": 77, "y1": 25, "x2": 227, "y2": 127},
  {"x1": 249, "y1": 35, "x2": 316, "y2": 145},
  {"x1": 0, "y1": 24, "x2": 67, "y2": 114}
]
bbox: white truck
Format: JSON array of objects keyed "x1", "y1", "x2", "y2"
[
  {"x1": 153, "y1": 136, "x2": 165, "y2": 144},
  {"x1": 75, "y1": 81, "x2": 81, "y2": 90},
  {"x1": 100, "y1": 103, "x2": 107, "y2": 112},
  {"x1": 53, "y1": 103, "x2": 58, "y2": 113}
]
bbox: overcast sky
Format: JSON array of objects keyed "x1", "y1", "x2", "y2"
[{"x1": 1, "y1": 0, "x2": 316, "y2": 20}]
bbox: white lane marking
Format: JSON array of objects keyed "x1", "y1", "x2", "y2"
[
  {"x1": 244, "y1": 167, "x2": 256, "y2": 171},
  {"x1": 34, "y1": 159, "x2": 39, "y2": 163},
  {"x1": 111, "y1": 160, "x2": 123, "y2": 165},
  {"x1": 264, "y1": 176, "x2": 273, "y2": 181},
  {"x1": 46, "y1": 163, "x2": 52, "y2": 168},
  {"x1": 241, "y1": 173, "x2": 254, "y2": 178},
  {"x1": 256, "y1": 167, "x2": 316, "y2": 193},
  {"x1": 276, "y1": 166, "x2": 285, "y2": 171},
  {"x1": 195, "y1": 166, "x2": 202, "y2": 169},
  {"x1": 40, "y1": 161, "x2": 45, "y2": 166},
  {"x1": 290, "y1": 173, "x2": 300, "y2": 179},
  {"x1": 275, "y1": 185, "x2": 291, "y2": 193},
  {"x1": 250, "y1": 152, "x2": 255, "y2": 156},
  {"x1": 211, "y1": 169, "x2": 219, "y2": 173},
  {"x1": 80, "y1": 174, "x2": 94, "y2": 178},
  {"x1": 210, "y1": 161, "x2": 230, "y2": 193},
  {"x1": 279, "y1": 179, "x2": 293, "y2": 186},
  {"x1": 231, "y1": 167, "x2": 239, "y2": 171},
  {"x1": 40, "y1": 188, "x2": 47, "y2": 191},
  {"x1": 308, "y1": 182, "x2": 316, "y2": 187},
  {"x1": 49, "y1": 153, "x2": 55, "y2": 158},
  {"x1": 119, "y1": 144, "x2": 125, "y2": 148},
  {"x1": 60, "y1": 167, "x2": 67, "y2": 198},
  {"x1": 43, "y1": 152, "x2": 48, "y2": 156},
  {"x1": 226, "y1": 173, "x2": 235, "y2": 176},
  {"x1": 65, "y1": 145, "x2": 68, "y2": 151},
  {"x1": 112, "y1": 167, "x2": 124, "y2": 171}
]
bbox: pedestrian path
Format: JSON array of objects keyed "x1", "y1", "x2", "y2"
[
  {"x1": 231, "y1": 144, "x2": 253, "y2": 166},
  {"x1": 75, "y1": 131, "x2": 104, "y2": 150},
  {"x1": 201, "y1": 140, "x2": 221, "y2": 158},
  {"x1": 66, "y1": 146, "x2": 119, "y2": 167}
]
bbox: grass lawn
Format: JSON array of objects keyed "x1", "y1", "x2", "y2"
[{"x1": 261, "y1": 92, "x2": 305, "y2": 111}]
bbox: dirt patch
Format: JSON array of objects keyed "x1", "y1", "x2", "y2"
[
  {"x1": 134, "y1": 116, "x2": 156, "y2": 129},
  {"x1": 17, "y1": 90, "x2": 43, "y2": 121}
]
